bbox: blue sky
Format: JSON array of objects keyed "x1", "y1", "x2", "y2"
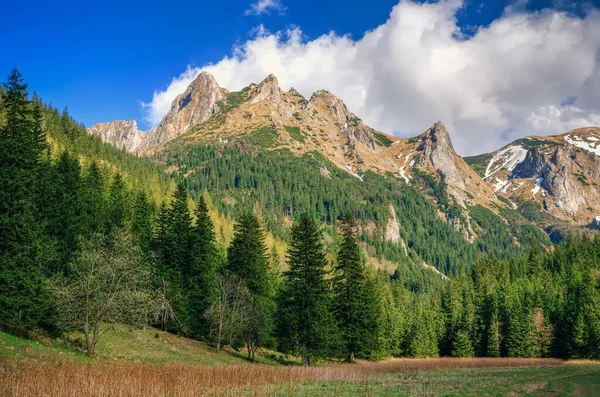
[{"x1": 2, "y1": 0, "x2": 599, "y2": 153}]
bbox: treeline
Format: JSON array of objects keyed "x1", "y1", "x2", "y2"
[{"x1": 2, "y1": 70, "x2": 599, "y2": 364}]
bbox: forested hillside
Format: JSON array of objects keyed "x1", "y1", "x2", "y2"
[
  {"x1": 160, "y1": 141, "x2": 549, "y2": 277},
  {"x1": 1, "y1": 69, "x2": 599, "y2": 365}
]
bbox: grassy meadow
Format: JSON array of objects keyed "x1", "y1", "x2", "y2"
[{"x1": 1, "y1": 326, "x2": 599, "y2": 396}]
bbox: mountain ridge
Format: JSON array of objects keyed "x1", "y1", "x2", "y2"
[{"x1": 89, "y1": 72, "x2": 498, "y2": 211}]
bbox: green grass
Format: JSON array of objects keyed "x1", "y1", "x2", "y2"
[
  {"x1": 0, "y1": 325, "x2": 282, "y2": 365},
  {"x1": 373, "y1": 131, "x2": 393, "y2": 147},
  {"x1": 463, "y1": 153, "x2": 493, "y2": 178},
  {"x1": 284, "y1": 125, "x2": 305, "y2": 142},
  {"x1": 248, "y1": 126, "x2": 279, "y2": 148},
  {"x1": 251, "y1": 363, "x2": 600, "y2": 396},
  {"x1": 514, "y1": 137, "x2": 558, "y2": 150}
]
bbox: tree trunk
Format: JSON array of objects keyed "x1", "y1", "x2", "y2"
[
  {"x1": 347, "y1": 351, "x2": 355, "y2": 363},
  {"x1": 216, "y1": 313, "x2": 223, "y2": 353},
  {"x1": 302, "y1": 343, "x2": 309, "y2": 367},
  {"x1": 87, "y1": 322, "x2": 101, "y2": 357},
  {"x1": 246, "y1": 339, "x2": 253, "y2": 361},
  {"x1": 84, "y1": 322, "x2": 91, "y2": 357}
]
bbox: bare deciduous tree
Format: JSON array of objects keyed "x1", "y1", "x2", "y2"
[
  {"x1": 204, "y1": 275, "x2": 250, "y2": 353},
  {"x1": 52, "y1": 230, "x2": 159, "y2": 356}
]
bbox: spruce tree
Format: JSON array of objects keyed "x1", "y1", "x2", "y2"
[
  {"x1": 50, "y1": 151, "x2": 83, "y2": 269},
  {"x1": 226, "y1": 213, "x2": 274, "y2": 360},
  {"x1": 277, "y1": 214, "x2": 339, "y2": 366},
  {"x1": 81, "y1": 161, "x2": 105, "y2": 235},
  {"x1": 0, "y1": 69, "x2": 48, "y2": 330},
  {"x1": 188, "y1": 194, "x2": 218, "y2": 336},
  {"x1": 164, "y1": 183, "x2": 194, "y2": 331},
  {"x1": 333, "y1": 213, "x2": 372, "y2": 361},
  {"x1": 106, "y1": 173, "x2": 129, "y2": 231},
  {"x1": 131, "y1": 190, "x2": 154, "y2": 252}
]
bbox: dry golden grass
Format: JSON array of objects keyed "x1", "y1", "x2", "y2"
[{"x1": 0, "y1": 357, "x2": 563, "y2": 396}]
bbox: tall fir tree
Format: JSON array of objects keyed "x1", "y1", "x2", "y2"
[
  {"x1": 277, "y1": 214, "x2": 339, "y2": 366},
  {"x1": 188, "y1": 194, "x2": 219, "y2": 336},
  {"x1": 332, "y1": 213, "x2": 373, "y2": 361},
  {"x1": 81, "y1": 161, "x2": 105, "y2": 235},
  {"x1": 106, "y1": 173, "x2": 129, "y2": 232},
  {"x1": 164, "y1": 183, "x2": 194, "y2": 332},
  {"x1": 0, "y1": 69, "x2": 49, "y2": 330},
  {"x1": 226, "y1": 213, "x2": 274, "y2": 360},
  {"x1": 131, "y1": 190, "x2": 154, "y2": 253}
]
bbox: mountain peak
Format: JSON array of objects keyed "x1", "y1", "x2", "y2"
[
  {"x1": 249, "y1": 74, "x2": 281, "y2": 105},
  {"x1": 88, "y1": 120, "x2": 146, "y2": 153},
  {"x1": 428, "y1": 121, "x2": 454, "y2": 151}
]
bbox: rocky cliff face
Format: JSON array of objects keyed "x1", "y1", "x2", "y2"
[
  {"x1": 88, "y1": 72, "x2": 227, "y2": 154},
  {"x1": 465, "y1": 127, "x2": 600, "y2": 227},
  {"x1": 416, "y1": 121, "x2": 496, "y2": 206},
  {"x1": 87, "y1": 120, "x2": 148, "y2": 154}
]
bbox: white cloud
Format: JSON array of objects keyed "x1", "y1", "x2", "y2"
[
  {"x1": 141, "y1": 0, "x2": 600, "y2": 155},
  {"x1": 245, "y1": 0, "x2": 286, "y2": 16}
]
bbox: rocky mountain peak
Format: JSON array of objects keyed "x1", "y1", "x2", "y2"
[
  {"x1": 429, "y1": 121, "x2": 454, "y2": 150},
  {"x1": 309, "y1": 90, "x2": 353, "y2": 125},
  {"x1": 87, "y1": 120, "x2": 147, "y2": 154},
  {"x1": 143, "y1": 71, "x2": 228, "y2": 152},
  {"x1": 249, "y1": 74, "x2": 281, "y2": 105},
  {"x1": 416, "y1": 121, "x2": 496, "y2": 205}
]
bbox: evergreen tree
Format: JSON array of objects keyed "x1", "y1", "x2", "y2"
[
  {"x1": 188, "y1": 194, "x2": 219, "y2": 336},
  {"x1": 226, "y1": 213, "x2": 274, "y2": 360},
  {"x1": 81, "y1": 161, "x2": 105, "y2": 234},
  {"x1": 131, "y1": 190, "x2": 154, "y2": 252},
  {"x1": 276, "y1": 214, "x2": 339, "y2": 366},
  {"x1": 0, "y1": 69, "x2": 48, "y2": 330},
  {"x1": 106, "y1": 173, "x2": 129, "y2": 232},
  {"x1": 164, "y1": 183, "x2": 194, "y2": 332},
  {"x1": 452, "y1": 328, "x2": 475, "y2": 357},
  {"x1": 50, "y1": 151, "x2": 83, "y2": 270},
  {"x1": 332, "y1": 213, "x2": 373, "y2": 361}
]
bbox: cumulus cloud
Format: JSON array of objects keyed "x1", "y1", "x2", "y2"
[
  {"x1": 141, "y1": 0, "x2": 600, "y2": 155},
  {"x1": 245, "y1": 0, "x2": 286, "y2": 16}
]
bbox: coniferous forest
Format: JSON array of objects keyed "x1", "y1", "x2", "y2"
[{"x1": 2, "y1": 69, "x2": 600, "y2": 365}]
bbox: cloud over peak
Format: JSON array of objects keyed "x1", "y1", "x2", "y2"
[{"x1": 141, "y1": 0, "x2": 600, "y2": 155}]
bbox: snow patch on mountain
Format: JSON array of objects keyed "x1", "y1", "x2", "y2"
[
  {"x1": 565, "y1": 135, "x2": 600, "y2": 156},
  {"x1": 484, "y1": 145, "x2": 528, "y2": 179}
]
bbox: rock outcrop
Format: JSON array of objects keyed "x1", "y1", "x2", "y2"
[
  {"x1": 87, "y1": 120, "x2": 147, "y2": 154},
  {"x1": 416, "y1": 121, "x2": 496, "y2": 206}
]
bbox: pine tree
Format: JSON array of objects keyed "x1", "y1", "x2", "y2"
[
  {"x1": 452, "y1": 328, "x2": 475, "y2": 357},
  {"x1": 50, "y1": 151, "x2": 83, "y2": 270},
  {"x1": 164, "y1": 183, "x2": 194, "y2": 332},
  {"x1": 188, "y1": 194, "x2": 219, "y2": 336},
  {"x1": 81, "y1": 161, "x2": 105, "y2": 235},
  {"x1": 226, "y1": 213, "x2": 274, "y2": 360},
  {"x1": 333, "y1": 213, "x2": 373, "y2": 361},
  {"x1": 106, "y1": 173, "x2": 129, "y2": 232},
  {"x1": 276, "y1": 214, "x2": 339, "y2": 366},
  {"x1": 0, "y1": 69, "x2": 49, "y2": 330},
  {"x1": 153, "y1": 201, "x2": 169, "y2": 275},
  {"x1": 131, "y1": 190, "x2": 154, "y2": 252}
]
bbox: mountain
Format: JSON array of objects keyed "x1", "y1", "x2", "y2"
[
  {"x1": 465, "y1": 127, "x2": 600, "y2": 236},
  {"x1": 89, "y1": 72, "x2": 551, "y2": 276},
  {"x1": 90, "y1": 73, "x2": 496, "y2": 209}
]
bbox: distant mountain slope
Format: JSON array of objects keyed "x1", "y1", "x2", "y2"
[
  {"x1": 465, "y1": 128, "x2": 600, "y2": 234},
  {"x1": 89, "y1": 72, "x2": 551, "y2": 275}
]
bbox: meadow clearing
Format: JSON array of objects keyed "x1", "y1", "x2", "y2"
[{"x1": 1, "y1": 326, "x2": 599, "y2": 396}]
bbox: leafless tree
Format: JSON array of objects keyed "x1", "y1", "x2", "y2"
[
  {"x1": 204, "y1": 275, "x2": 250, "y2": 353},
  {"x1": 52, "y1": 230, "x2": 160, "y2": 356}
]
